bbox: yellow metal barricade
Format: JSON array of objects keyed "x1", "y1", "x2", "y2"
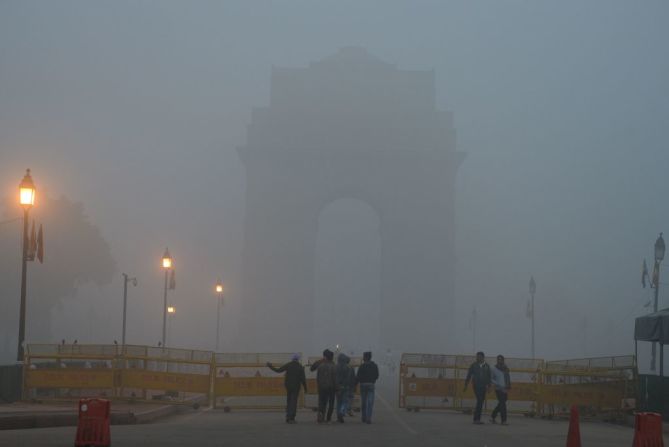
[
  {"x1": 539, "y1": 355, "x2": 637, "y2": 418},
  {"x1": 118, "y1": 345, "x2": 212, "y2": 405},
  {"x1": 24, "y1": 344, "x2": 120, "y2": 400},
  {"x1": 399, "y1": 353, "x2": 542, "y2": 414},
  {"x1": 213, "y1": 353, "x2": 296, "y2": 410},
  {"x1": 24, "y1": 344, "x2": 212, "y2": 406}
]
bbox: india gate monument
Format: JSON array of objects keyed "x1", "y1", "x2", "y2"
[{"x1": 237, "y1": 47, "x2": 465, "y2": 355}]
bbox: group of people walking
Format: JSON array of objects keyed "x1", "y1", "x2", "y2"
[
  {"x1": 463, "y1": 351, "x2": 511, "y2": 425},
  {"x1": 267, "y1": 349, "x2": 379, "y2": 424}
]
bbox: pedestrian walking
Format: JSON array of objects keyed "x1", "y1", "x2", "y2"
[
  {"x1": 335, "y1": 353, "x2": 353, "y2": 423},
  {"x1": 356, "y1": 351, "x2": 379, "y2": 424},
  {"x1": 267, "y1": 354, "x2": 307, "y2": 423},
  {"x1": 345, "y1": 356, "x2": 356, "y2": 417},
  {"x1": 310, "y1": 349, "x2": 337, "y2": 423},
  {"x1": 463, "y1": 351, "x2": 491, "y2": 424},
  {"x1": 490, "y1": 355, "x2": 511, "y2": 425}
]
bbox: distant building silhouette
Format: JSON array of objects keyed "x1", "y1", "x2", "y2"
[{"x1": 238, "y1": 47, "x2": 464, "y2": 354}]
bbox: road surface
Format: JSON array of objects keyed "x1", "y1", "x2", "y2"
[{"x1": 0, "y1": 392, "x2": 656, "y2": 447}]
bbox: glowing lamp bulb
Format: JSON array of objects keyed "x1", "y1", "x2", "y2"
[
  {"x1": 162, "y1": 248, "x2": 173, "y2": 269},
  {"x1": 19, "y1": 169, "x2": 36, "y2": 207}
]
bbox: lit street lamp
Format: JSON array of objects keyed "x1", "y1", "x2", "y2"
[
  {"x1": 215, "y1": 280, "x2": 224, "y2": 352},
  {"x1": 121, "y1": 273, "x2": 137, "y2": 346},
  {"x1": 529, "y1": 276, "x2": 536, "y2": 359},
  {"x1": 167, "y1": 306, "x2": 175, "y2": 347},
  {"x1": 161, "y1": 248, "x2": 173, "y2": 347},
  {"x1": 650, "y1": 233, "x2": 665, "y2": 371},
  {"x1": 17, "y1": 169, "x2": 36, "y2": 362}
]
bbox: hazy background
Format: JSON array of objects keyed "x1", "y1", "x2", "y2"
[{"x1": 1, "y1": 1, "x2": 668, "y2": 364}]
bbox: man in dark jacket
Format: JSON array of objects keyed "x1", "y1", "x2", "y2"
[
  {"x1": 464, "y1": 351, "x2": 492, "y2": 424},
  {"x1": 267, "y1": 353, "x2": 307, "y2": 423},
  {"x1": 310, "y1": 349, "x2": 337, "y2": 423},
  {"x1": 356, "y1": 351, "x2": 379, "y2": 424}
]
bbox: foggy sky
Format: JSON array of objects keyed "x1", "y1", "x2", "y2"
[{"x1": 1, "y1": 1, "x2": 668, "y2": 363}]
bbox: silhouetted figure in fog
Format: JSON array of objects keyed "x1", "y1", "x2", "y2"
[
  {"x1": 335, "y1": 353, "x2": 354, "y2": 423},
  {"x1": 267, "y1": 354, "x2": 307, "y2": 424},
  {"x1": 464, "y1": 351, "x2": 491, "y2": 424},
  {"x1": 346, "y1": 356, "x2": 356, "y2": 417},
  {"x1": 490, "y1": 355, "x2": 511, "y2": 425},
  {"x1": 310, "y1": 349, "x2": 336, "y2": 423},
  {"x1": 356, "y1": 351, "x2": 379, "y2": 424}
]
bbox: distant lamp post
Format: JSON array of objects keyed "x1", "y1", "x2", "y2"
[
  {"x1": 529, "y1": 276, "x2": 536, "y2": 359},
  {"x1": 215, "y1": 280, "x2": 224, "y2": 352},
  {"x1": 121, "y1": 274, "x2": 137, "y2": 346},
  {"x1": 17, "y1": 169, "x2": 36, "y2": 362},
  {"x1": 650, "y1": 233, "x2": 665, "y2": 371},
  {"x1": 166, "y1": 306, "x2": 175, "y2": 348},
  {"x1": 161, "y1": 248, "x2": 173, "y2": 347}
]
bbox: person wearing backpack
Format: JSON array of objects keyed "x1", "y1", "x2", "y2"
[
  {"x1": 335, "y1": 353, "x2": 353, "y2": 423},
  {"x1": 310, "y1": 349, "x2": 337, "y2": 423},
  {"x1": 356, "y1": 351, "x2": 379, "y2": 424}
]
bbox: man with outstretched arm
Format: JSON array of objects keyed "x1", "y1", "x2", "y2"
[{"x1": 267, "y1": 353, "x2": 307, "y2": 423}]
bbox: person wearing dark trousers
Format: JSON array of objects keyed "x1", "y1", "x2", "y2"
[
  {"x1": 464, "y1": 351, "x2": 491, "y2": 424},
  {"x1": 267, "y1": 353, "x2": 307, "y2": 424},
  {"x1": 310, "y1": 349, "x2": 337, "y2": 423},
  {"x1": 356, "y1": 351, "x2": 379, "y2": 424},
  {"x1": 335, "y1": 353, "x2": 353, "y2": 423},
  {"x1": 490, "y1": 354, "x2": 512, "y2": 425}
]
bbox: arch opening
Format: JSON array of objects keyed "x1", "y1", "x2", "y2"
[{"x1": 313, "y1": 198, "x2": 381, "y2": 356}]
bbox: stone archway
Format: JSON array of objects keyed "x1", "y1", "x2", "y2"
[
  {"x1": 313, "y1": 198, "x2": 381, "y2": 354},
  {"x1": 237, "y1": 47, "x2": 464, "y2": 354}
]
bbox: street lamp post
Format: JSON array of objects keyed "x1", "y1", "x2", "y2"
[
  {"x1": 167, "y1": 306, "x2": 175, "y2": 347},
  {"x1": 215, "y1": 281, "x2": 224, "y2": 352},
  {"x1": 529, "y1": 276, "x2": 536, "y2": 359},
  {"x1": 17, "y1": 169, "x2": 36, "y2": 362},
  {"x1": 161, "y1": 248, "x2": 173, "y2": 348},
  {"x1": 121, "y1": 273, "x2": 137, "y2": 346},
  {"x1": 651, "y1": 233, "x2": 665, "y2": 371}
]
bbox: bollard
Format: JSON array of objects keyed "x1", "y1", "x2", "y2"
[
  {"x1": 633, "y1": 412, "x2": 664, "y2": 447},
  {"x1": 566, "y1": 405, "x2": 582, "y2": 447},
  {"x1": 74, "y1": 398, "x2": 111, "y2": 447}
]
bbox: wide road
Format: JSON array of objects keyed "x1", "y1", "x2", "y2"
[{"x1": 0, "y1": 392, "x2": 656, "y2": 447}]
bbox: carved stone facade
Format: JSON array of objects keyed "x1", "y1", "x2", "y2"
[{"x1": 238, "y1": 48, "x2": 464, "y2": 354}]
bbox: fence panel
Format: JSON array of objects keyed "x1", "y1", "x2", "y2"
[{"x1": 399, "y1": 353, "x2": 542, "y2": 414}]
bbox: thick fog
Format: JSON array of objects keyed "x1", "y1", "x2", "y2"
[{"x1": 1, "y1": 1, "x2": 668, "y2": 364}]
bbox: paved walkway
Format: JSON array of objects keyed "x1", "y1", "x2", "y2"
[
  {"x1": 0, "y1": 400, "x2": 182, "y2": 430},
  {"x1": 0, "y1": 392, "x2": 661, "y2": 447}
]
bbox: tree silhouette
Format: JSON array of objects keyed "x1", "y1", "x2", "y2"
[{"x1": 0, "y1": 195, "x2": 115, "y2": 362}]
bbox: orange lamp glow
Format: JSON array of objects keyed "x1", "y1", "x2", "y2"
[
  {"x1": 19, "y1": 169, "x2": 35, "y2": 208},
  {"x1": 162, "y1": 248, "x2": 173, "y2": 269}
]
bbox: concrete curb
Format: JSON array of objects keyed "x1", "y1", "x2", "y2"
[{"x1": 0, "y1": 404, "x2": 183, "y2": 431}]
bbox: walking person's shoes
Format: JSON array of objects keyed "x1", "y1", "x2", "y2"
[
  {"x1": 489, "y1": 417, "x2": 497, "y2": 424},
  {"x1": 501, "y1": 421, "x2": 509, "y2": 426},
  {"x1": 473, "y1": 420, "x2": 484, "y2": 425},
  {"x1": 337, "y1": 416, "x2": 345, "y2": 423}
]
